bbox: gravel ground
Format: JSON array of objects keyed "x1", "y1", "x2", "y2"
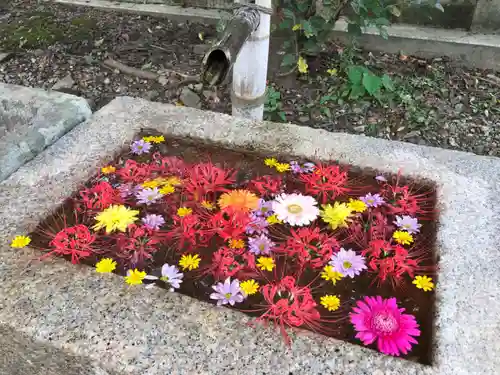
[{"x1": 1, "y1": 0, "x2": 499, "y2": 156}]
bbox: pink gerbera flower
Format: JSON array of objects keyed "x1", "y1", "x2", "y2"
[{"x1": 350, "y1": 296, "x2": 420, "y2": 356}]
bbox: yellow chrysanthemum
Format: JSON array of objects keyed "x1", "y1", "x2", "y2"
[
  {"x1": 218, "y1": 189, "x2": 259, "y2": 212},
  {"x1": 229, "y1": 239, "x2": 245, "y2": 249},
  {"x1": 125, "y1": 269, "x2": 146, "y2": 285},
  {"x1": 320, "y1": 295, "x2": 340, "y2": 311},
  {"x1": 10, "y1": 235, "x2": 31, "y2": 248},
  {"x1": 179, "y1": 254, "x2": 201, "y2": 271},
  {"x1": 297, "y1": 56, "x2": 308, "y2": 74},
  {"x1": 264, "y1": 158, "x2": 278, "y2": 167},
  {"x1": 142, "y1": 135, "x2": 165, "y2": 144},
  {"x1": 292, "y1": 23, "x2": 302, "y2": 31},
  {"x1": 159, "y1": 184, "x2": 175, "y2": 195},
  {"x1": 348, "y1": 198, "x2": 367, "y2": 213},
  {"x1": 93, "y1": 205, "x2": 139, "y2": 233},
  {"x1": 177, "y1": 207, "x2": 193, "y2": 217},
  {"x1": 275, "y1": 163, "x2": 291, "y2": 173},
  {"x1": 413, "y1": 275, "x2": 435, "y2": 291},
  {"x1": 320, "y1": 265, "x2": 343, "y2": 285},
  {"x1": 201, "y1": 200, "x2": 215, "y2": 210},
  {"x1": 164, "y1": 176, "x2": 182, "y2": 186},
  {"x1": 142, "y1": 179, "x2": 161, "y2": 188},
  {"x1": 101, "y1": 165, "x2": 116, "y2": 174},
  {"x1": 95, "y1": 258, "x2": 117, "y2": 273},
  {"x1": 266, "y1": 214, "x2": 283, "y2": 225},
  {"x1": 393, "y1": 230, "x2": 414, "y2": 245},
  {"x1": 320, "y1": 202, "x2": 353, "y2": 230},
  {"x1": 257, "y1": 256, "x2": 275, "y2": 272},
  {"x1": 240, "y1": 280, "x2": 260, "y2": 296}
]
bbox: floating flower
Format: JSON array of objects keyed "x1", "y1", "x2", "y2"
[
  {"x1": 164, "y1": 176, "x2": 182, "y2": 186},
  {"x1": 393, "y1": 230, "x2": 414, "y2": 245},
  {"x1": 329, "y1": 248, "x2": 366, "y2": 278},
  {"x1": 257, "y1": 256, "x2": 275, "y2": 271},
  {"x1": 254, "y1": 199, "x2": 273, "y2": 217},
  {"x1": 240, "y1": 279, "x2": 260, "y2": 296},
  {"x1": 130, "y1": 139, "x2": 152, "y2": 155},
  {"x1": 135, "y1": 187, "x2": 163, "y2": 205},
  {"x1": 145, "y1": 264, "x2": 184, "y2": 291},
  {"x1": 350, "y1": 296, "x2": 420, "y2": 356},
  {"x1": 266, "y1": 214, "x2": 283, "y2": 225},
  {"x1": 101, "y1": 165, "x2": 116, "y2": 174},
  {"x1": 320, "y1": 265, "x2": 343, "y2": 285},
  {"x1": 272, "y1": 193, "x2": 319, "y2": 226},
  {"x1": 412, "y1": 276, "x2": 435, "y2": 291},
  {"x1": 248, "y1": 234, "x2": 275, "y2": 255},
  {"x1": 142, "y1": 179, "x2": 161, "y2": 189},
  {"x1": 320, "y1": 202, "x2": 353, "y2": 230},
  {"x1": 275, "y1": 162, "x2": 291, "y2": 173},
  {"x1": 201, "y1": 200, "x2": 215, "y2": 210},
  {"x1": 246, "y1": 214, "x2": 269, "y2": 235},
  {"x1": 93, "y1": 204, "x2": 139, "y2": 233},
  {"x1": 290, "y1": 161, "x2": 315, "y2": 174},
  {"x1": 321, "y1": 295, "x2": 340, "y2": 311},
  {"x1": 118, "y1": 183, "x2": 139, "y2": 198},
  {"x1": 95, "y1": 258, "x2": 117, "y2": 273},
  {"x1": 177, "y1": 207, "x2": 193, "y2": 217},
  {"x1": 394, "y1": 215, "x2": 421, "y2": 234},
  {"x1": 179, "y1": 253, "x2": 201, "y2": 271},
  {"x1": 10, "y1": 235, "x2": 31, "y2": 248},
  {"x1": 218, "y1": 189, "x2": 259, "y2": 212},
  {"x1": 159, "y1": 184, "x2": 175, "y2": 195},
  {"x1": 143, "y1": 135, "x2": 165, "y2": 143},
  {"x1": 229, "y1": 238, "x2": 245, "y2": 249},
  {"x1": 125, "y1": 269, "x2": 147, "y2": 285},
  {"x1": 360, "y1": 193, "x2": 385, "y2": 208},
  {"x1": 348, "y1": 199, "x2": 367, "y2": 213},
  {"x1": 141, "y1": 214, "x2": 165, "y2": 230},
  {"x1": 210, "y1": 277, "x2": 245, "y2": 306},
  {"x1": 375, "y1": 175, "x2": 387, "y2": 182},
  {"x1": 264, "y1": 158, "x2": 278, "y2": 167}
]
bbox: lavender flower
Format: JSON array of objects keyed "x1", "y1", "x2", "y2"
[
  {"x1": 360, "y1": 193, "x2": 385, "y2": 208},
  {"x1": 144, "y1": 264, "x2": 183, "y2": 291},
  {"x1": 142, "y1": 214, "x2": 165, "y2": 230},
  {"x1": 394, "y1": 215, "x2": 421, "y2": 234},
  {"x1": 302, "y1": 162, "x2": 316, "y2": 173},
  {"x1": 375, "y1": 175, "x2": 387, "y2": 182},
  {"x1": 329, "y1": 248, "x2": 367, "y2": 278},
  {"x1": 130, "y1": 139, "x2": 152, "y2": 155},
  {"x1": 246, "y1": 214, "x2": 269, "y2": 235},
  {"x1": 290, "y1": 161, "x2": 302, "y2": 174},
  {"x1": 210, "y1": 278, "x2": 245, "y2": 306},
  {"x1": 248, "y1": 234, "x2": 275, "y2": 255},
  {"x1": 135, "y1": 187, "x2": 163, "y2": 205},
  {"x1": 254, "y1": 199, "x2": 274, "y2": 218},
  {"x1": 290, "y1": 161, "x2": 316, "y2": 174}
]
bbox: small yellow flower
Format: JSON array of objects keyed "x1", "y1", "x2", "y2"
[
  {"x1": 320, "y1": 295, "x2": 341, "y2": 311},
  {"x1": 10, "y1": 235, "x2": 31, "y2": 248},
  {"x1": 292, "y1": 23, "x2": 302, "y2": 31},
  {"x1": 165, "y1": 176, "x2": 182, "y2": 186},
  {"x1": 297, "y1": 56, "x2": 308, "y2": 74},
  {"x1": 198, "y1": 32, "x2": 204, "y2": 41},
  {"x1": 393, "y1": 230, "x2": 414, "y2": 245},
  {"x1": 101, "y1": 165, "x2": 116, "y2": 174},
  {"x1": 275, "y1": 163, "x2": 291, "y2": 173},
  {"x1": 125, "y1": 269, "x2": 146, "y2": 285},
  {"x1": 201, "y1": 200, "x2": 215, "y2": 210},
  {"x1": 413, "y1": 275, "x2": 435, "y2": 291},
  {"x1": 177, "y1": 207, "x2": 193, "y2": 217},
  {"x1": 320, "y1": 202, "x2": 353, "y2": 230},
  {"x1": 93, "y1": 205, "x2": 139, "y2": 233},
  {"x1": 320, "y1": 265, "x2": 343, "y2": 285},
  {"x1": 142, "y1": 180, "x2": 161, "y2": 188},
  {"x1": 179, "y1": 253, "x2": 201, "y2": 271},
  {"x1": 266, "y1": 214, "x2": 283, "y2": 225},
  {"x1": 159, "y1": 184, "x2": 175, "y2": 195},
  {"x1": 229, "y1": 239, "x2": 245, "y2": 249},
  {"x1": 95, "y1": 258, "x2": 117, "y2": 273},
  {"x1": 240, "y1": 279, "x2": 260, "y2": 295},
  {"x1": 348, "y1": 199, "x2": 367, "y2": 213},
  {"x1": 142, "y1": 135, "x2": 164, "y2": 143},
  {"x1": 264, "y1": 157, "x2": 278, "y2": 167},
  {"x1": 327, "y1": 68, "x2": 338, "y2": 76},
  {"x1": 257, "y1": 256, "x2": 275, "y2": 272}
]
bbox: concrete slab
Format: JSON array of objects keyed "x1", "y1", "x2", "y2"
[
  {"x1": 0, "y1": 97, "x2": 499, "y2": 375},
  {"x1": 0, "y1": 83, "x2": 92, "y2": 181}
]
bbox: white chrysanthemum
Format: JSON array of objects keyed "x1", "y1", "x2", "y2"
[{"x1": 272, "y1": 193, "x2": 319, "y2": 226}]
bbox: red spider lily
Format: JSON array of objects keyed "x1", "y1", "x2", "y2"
[
  {"x1": 116, "y1": 159, "x2": 151, "y2": 183},
  {"x1": 77, "y1": 181, "x2": 122, "y2": 212},
  {"x1": 209, "y1": 209, "x2": 251, "y2": 241},
  {"x1": 162, "y1": 214, "x2": 215, "y2": 252},
  {"x1": 207, "y1": 247, "x2": 258, "y2": 280},
  {"x1": 277, "y1": 227, "x2": 339, "y2": 269},
  {"x1": 183, "y1": 162, "x2": 236, "y2": 201},
  {"x1": 115, "y1": 224, "x2": 162, "y2": 268},
  {"x1": 42, "y1": 224, "x2": 96, "y2": 264},
  {"x1": 345, "y1": 210, "x2": 394, "y2": 248},
  {"x1": 300, "y1": 163, "x2": 349, "y2": 204},
  {"x1": 248, "y1": 175, "x2": 283, "y2": 196},
  {"x1": 150, "y1": 153, "x2": 188, "y2": 176}
]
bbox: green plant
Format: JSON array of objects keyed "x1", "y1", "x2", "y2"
[
  {"x1": 264, "y1": 86, "x2": 286, "y2": 121},
  {"x1": 343, "y1": 65, "x2": 395, "y2": 102}
]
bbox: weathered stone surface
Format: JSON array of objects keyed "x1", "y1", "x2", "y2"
[
  {"x1": 0, "y1": 83, "x2": 92, "y2": 181},
  {"x1": 1, "y1": 97, "x2": 499, "y2": 375}
]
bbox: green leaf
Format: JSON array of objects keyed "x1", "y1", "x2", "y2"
[
  {"x1": 388, "y1": 5, "x2": 401, "y2": 17},
  {"x1": 303, "y1": 39, "x2": 321, "y2": 54},
  {"x1": 362, "y1": 72, "x2": 382, "y2": 95},
  {"x1": 347, "y1": 23, "x2": 362, "y2": 36},
  {"x1": 310, "y1": 15, "x2": 326, "y2": 31},
  {"x1": 278, "y1": 111, "x2": 287, "y2": 122},
  {"x1": 348, "y1": 66, "x2": 365, "y2": 85},
  {"x1": 378, "y1": 27, "x2": 389, "y2": 39},
  {"x1": 296, "y1": 2, "x2": 310, "y2": 12},
  {"x1": 302, "y1": 20, "x2": 315, "y2": 37},
  {"x1": 375, "y1": 17, "x2": 390, "y2": 26},
  {"x1": 282, "y1": 9, "x2": 295, "y2": 20},
  {"x1": 349, "y1": 84, "x2": 366, "y2": 99},
  {"x1": 281, "y1": 54, "x2": 296, "y2": 67},
  {"x1": 321, "y1": 107, "x2": 332, "y2": 118},
  {"x1": 381, "y1": 74, "x2": 395, "y2": 91},
  {"x1": 279, "y1": 19, "x2": 293, "y2": 30}
]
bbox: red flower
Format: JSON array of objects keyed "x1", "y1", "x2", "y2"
[
  {"x1": 115, "y1": 224, "x2": 162, "y2": 268},
  {"x1": 248, "y1": 175, "x2": 283, "y2": 196},
  {"x1": 300, "y1": 163, "x2": 349, "y2": 204},
  {"x1": 183, "y1": 162, "x2": 236, "y2": 201},
  {"x1": 116, "y1": 159, "x2": 151, "y2": 183},
  {"x1": 208, "y1": 247, "x2": 257, "y2": 280},
  {"x1": 209, "y1": 209, "x2": 251, "y2": 242},
  {"x1": 346, "y1": 211, "x2": 394, "y2": 248},
  {"x1": 45, "y1": 224, "x2": 96, "y2": 264},
  {"x1": 150, "y1": 153, "x2": 187, "y2": 176},
  {"x1": 78, "y1": 181, "x2": 122, "y2": 212},
  {"x1": 163, "y1": 214, "x2": 215, "y2": 252}
]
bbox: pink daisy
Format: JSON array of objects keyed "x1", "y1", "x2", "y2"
[{"x1": 350, "y1": 296, "x2": 420, "y2": 356}]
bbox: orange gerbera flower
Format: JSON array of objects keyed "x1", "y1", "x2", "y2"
[{"x1": 218, "y1": 189, "x2": 259, "y2": 212}]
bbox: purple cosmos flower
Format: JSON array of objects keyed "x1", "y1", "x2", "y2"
[
  {"x1": 394, "y1": 215, "x2": 421, "y2": 234},
  {"x1": 210, "y1": 278, "x2": 245, "y2": 306},
  {"x1": 246, "y1": 214, "x2": 269, "y2": 235},
  {"x1": 290, "y1": 161, "x2": 302, "y2": 173},
  {"x1": 144, "y1": 264, "x2": 183, "y2": 291},
  {"x1": 248, "y1": 234, "x2": 275, "y2": 255},
  {"x1": 375, "y1": 175, "x2": 387, "y2": 182},
  {"x1": 329, "y1": 248, "x2": 367, "y2": 278},
  {"x1": 254, "y1": 199, "x2": 274, "y2": 218},
  {"x1": 302, "y1": 162, "x2": 316, "y2": 173},
  {"x1": 142, "y1": 214, "x2": 165, "y2": 230},
  {"x1": 135, "y1": 187, "x2": 163, "y2": 205},
  {"x1": 130, "y1": 139, "x2": 152, "y2": 155},
  {"x1": 360, "y1": 193, "x2": 385, "y2": 208},
  {"x1": 290, "y1": 161, "x2": 316, "y2": 174}
]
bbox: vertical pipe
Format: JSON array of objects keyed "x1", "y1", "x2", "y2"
[{"x1": 231, "y1": 0, "x2": 271, "y2": 121}]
